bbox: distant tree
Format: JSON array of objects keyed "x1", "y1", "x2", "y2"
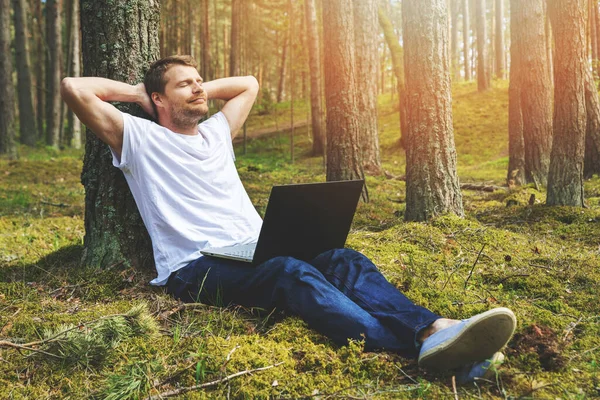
[
  {"x1": 378, "y1": 6, "x2": 407, "y2": 144},
  {"x1": 475, "y1": 0, "x2": 490, "y2": 91},
  {"x1": 230, "y1": 0, "x2": 241, "y2": 77},
  {"x1": 12, "y1": 0, "x2": 36, "y2": 146},
  {"x1": 45, "y1": 0, "x2": 62, "y2": 148},
  {"x1": 65, "y1": 0, "x2": 82, "y2": 149},
  {"x1": 450, "y1": 0, "x2": 461, "y2": 81},
  {"x1": 80, "y1": 0, "x2": 160, "y2": 269},
  {"x1": 353, "y1": 0, "x2": 381, "y2": 174},
  {"x1": 33, "y1": 0, "x2": 44, "y2": 141},
  {"x1": 509, "y1": 0, "x2": 553, "y2": 188},
  {"x1": 462, "y1": 0, "x2": 472, "y2": 80},
  {"x1": 322, "y1": 0, "x2": 368, "y2": 201},
  {"x1": 495, "y1": 0, "x2": 505, "y2": 79},
  {"x1": 546, "y1": 0, "x2": 587, "y2": 207},
  {"x1": 201, "y1": 0, "x2": 212, "y2": 81},
  {"x1": 402, "y1": 0, "x2": 463, "y2": 221},
  {"x1": 0, "y1": 0, "x2": 17, "y2": 158},
  {"x1": 304, "y1": 0, "x2": 325, "y2": 156}
]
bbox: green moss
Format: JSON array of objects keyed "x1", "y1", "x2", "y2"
[{"x1": 2, "y1": 84, "x2": 600, "y2": 398}]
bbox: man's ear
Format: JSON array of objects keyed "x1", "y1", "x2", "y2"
[{"x1": 152, "y1": 92, "x2": 164, "y2": 109}]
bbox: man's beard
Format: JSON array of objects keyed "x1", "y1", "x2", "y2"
[{"x1": 170, "y1": 104, "x2": 208, "y2": 129}]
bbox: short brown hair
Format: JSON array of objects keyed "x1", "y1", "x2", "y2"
[{"x1": 144, "y1": 55, "x2": 199, "y2": 102}]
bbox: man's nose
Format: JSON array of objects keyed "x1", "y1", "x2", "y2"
[{"x1": 193, "y1": 81, "x2": 203, "y2": 93}]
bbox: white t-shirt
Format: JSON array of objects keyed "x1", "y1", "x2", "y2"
[{"x1": 110, "y1": 112, "x2": 263, "y2": 286}]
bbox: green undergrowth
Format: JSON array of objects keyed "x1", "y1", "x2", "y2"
[{"x1": 1, "y1": 81, "x2": 599, "y2": 398}]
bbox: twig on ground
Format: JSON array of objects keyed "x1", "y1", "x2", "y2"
[
  {"x1": 562, "y1": 317, "x2": 583, "y2": 342},
  {"x1": 0, "y1": 340, "x2": 62, "y2": 358},
  {"x1": 452, "y1": 375, "x2": 459, "y2": 400},
  {"x1": 40, "y1": 200, "x2": 70, "y2": 208},
  {"x1": 143, "y1": 362, "x2": 284, "y2": 400},
  {"x1": 464, "y1": 244, "x2": 486, "y2": 290},
  {"x1": 393, "y1": 364, "x2": 418, "y2": 384}
]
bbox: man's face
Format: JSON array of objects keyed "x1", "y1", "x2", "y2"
[{"x1": 160, "y1": 65, "x2": 208, "y2": 127}]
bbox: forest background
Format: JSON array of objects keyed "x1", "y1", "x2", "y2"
[{"x1": 0, "y1": 0, "x2": 599, "y2": 398}]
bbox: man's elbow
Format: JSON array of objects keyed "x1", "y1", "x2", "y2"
[{"x1": 60, "y1": 77, "x2": 76, "y2": 101}]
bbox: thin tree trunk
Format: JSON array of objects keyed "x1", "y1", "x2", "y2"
[
  {"x1": 322, "y1": 0, "x2": 368, "y2": 201},
  {"x1": 34, "y1": 0, "x2": 44, "y2": 141},
  {"x1": 229, "y1": 0, "x2": 240, "y2": 77},
  {"x1": 289, "y1": 0, "x2": 294, "y2": 163},
  {"x1": 80, "y1": 0, "x2": 160, "y2": 269},
  {"x1": 475, "y1": 0, "x2": 490, "y2": 91},
  {"x1": 304, "y1": 0, "x2": 325, "y2": 155},
  {"x1": 462, "y1": 0, "x2": 471, "y2": 80},
  {"x1": 45, "y1": 0, "x2": 62, "y2": 148},
  {"x1": 402, "y1": 0, "x2": 463, "y2": 221},
  {"x1": 546, "y1": 0, "x2": 587, "y2": 207},
  {"x1": 0, "y1": 0, "x2": 17, "y2": 158},
  {"x1": 66, "y1": 0, "x2": 81, "y2": 149},
  {"x1": 450, "y1": 0, "x2": 460, "y2": 81},
  {"x1": 508, "y1": 0, "x2": 525, "y2": 186},
  {"x1": 12, "y1": 0, "x2": 37, "y2": 146},
  {"x1": 277, "y1": 33, "x2": 288, "y2": 103},
  {"x1": 353, "y1": 0, "x2": 381, "y2": 174},
  {"x1": 201, "y1": 0, "x2": 212, "y2": 81},
  {"x1": 495, "y1": 0, "x2": 505, "y2": 79},
  {"x1": 378, "y1": 7, "x2": 407, "y2": 146}
]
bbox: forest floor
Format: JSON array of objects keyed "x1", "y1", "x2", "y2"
[{"x1": 1, "y1": 80, "x2": 599, "y2": 399}]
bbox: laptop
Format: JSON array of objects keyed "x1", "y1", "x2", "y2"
[{"x1": 200, "y1": 180, "x2": 364, "y2": 265}]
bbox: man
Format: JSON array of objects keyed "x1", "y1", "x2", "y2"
[{"x1": 61, "y1": 55, "x2": 516, "y2": 383}]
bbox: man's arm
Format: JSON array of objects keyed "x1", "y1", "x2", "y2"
[
  {"x1": 60, "y1": 77, "x2": 154, "y2": 157},
  {"x1": 203, "y1": 76, "x2": 259, "y2": 139}
]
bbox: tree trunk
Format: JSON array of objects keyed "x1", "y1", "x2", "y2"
[
  {"x1": 322, "y1": 0, "x2": 368, "y2": 201},
  {"x1": 201, "y1": 0, "x2": 212, "y2": 81},
  {"x1": 402, "y1": 0, "x2": 464, "y2": 221},
  {"x1": 584, "y1": 67, "x2": 600, "y2": 177},
  {"x1": 276, "y1": 32, "x2": 288, "y2": 103},
  {"x1": 34, "y1": 0, "x2": 44, "y2": 141},
  {"x1": 450, "y1": 0, "x2": 460, "y2": 81},
  {"x1": 0, "y1": 0, "x2": 17, "y2": 158},
  {"x1": 304, "y1": 0, "x2": 325, "y2": 156},
  {"x1": 475, "y1": 0, "x2": 490, "y2": 91},
  {"x1": 229, "y1": 0, "x2": 240, "y2": 77},
  {"x1": 12, "y1": 0, "x2": 37, "y2": 146},
  {"x1": 507, "y1": 1, "x2": 525, "y2": 186},
  {"x1": 511, "y1": 0, "x2": 553, "y2": 188},
  {"x1": 545, "y1": 1, "x2": 554, "y2": 81},
  {"x1": 495, "y1": 0, "x2": 505, "y2": 79},
  {"x1": 462, "y1": 0, "x2": 471, "y2": 80},
  {"x1": 66, "y1": 0, "x2": 82, "y2": 149},
  {"x1": 353, "y1": 0, "x2": 381, "y2": 175},
  {"x1": 289, "y1": 0, "x2": 294, "y2": 163},
  {"x1": 546, "y1": 0, "x2": 587, "y2": 207},
  {"x1": 45, "y1": 0, "x2": 62, "y2": 148},
  {"x1": 80, "y1": 0, "x2": 160, "y2": 269},
  {"x1": 378, "y1": 7, "x2": 407, "y2": 146},
  {"x1": 590, "y1": 0, "x2": 598, "y2": 76}
]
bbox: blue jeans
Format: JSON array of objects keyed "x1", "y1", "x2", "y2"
[{"x1": 166, "y1": 248, "x2": 440, "y2": 357}]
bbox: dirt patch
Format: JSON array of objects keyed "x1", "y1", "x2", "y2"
[{"x1": 507, "y1": 324, "x2": 567, "y2": 372}]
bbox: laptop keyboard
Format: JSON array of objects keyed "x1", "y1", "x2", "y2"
[{"x1": 224, "y1": 248, "x2": 254, "y2": 258}]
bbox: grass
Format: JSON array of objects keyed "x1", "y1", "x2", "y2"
[{"x1": 1, "y1": 80, "x2": 600, "y2": 399}]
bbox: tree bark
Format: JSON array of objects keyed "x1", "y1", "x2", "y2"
[
  {"x1": 475, "y1": 0, "x2": 490, "y2": 91},
  {"x1": 304, "y1": 0, "x2": 325, "y2": 156},
  {"x1": 402, "y1": 0, "x2": 463, "y2": 221},
  {"x1": 590, "y1": 0, "x2": 598, "y2": 77},
  {"x1": 378, "y1": 6, "x2": 408, "y2": 146},
  {"x1": 45, "y1": 0, "x2": 62, "y2": 148},
  {"x1": 12, "y1": 0, "x2": 37, "y2": 146},
  {"x1": 462, "y1": 0, "x2": 471, "y2": 80},
  {"x1": 495, "y1": 0, "x2": 505, "y2": 79},
  {"x1": 201, "y1": 0, "x2": 212, "y2": 81},
  {"x1": 353, "y1": 0, "x2": 381, "y2": 175},
  {"x1": 584, "y1": 67, "x2": 600, "y2": 177},
  {"x1": 229, "y1": 0, "x2": 241, "y2": 77},
  {"x1": 322, "y1": 0, "x2": 368, "y2": 201},
  {"x1": 510, "y1": 0, "x2": 553, "y2": 188},
  {"x1": 80, "y1": 0, "x2": 160, "y2": 269},
  {"x1": 34, "y1": 0, "x2": 44, "y2": 141},
  {"x1": 508, "y1": 0, "x2": 525, "y2": 186},
  {"x1": 0, "y1": 0, "x2": 17, "y2": 158},
  {"x1": 546, "y1": 0, "x2": 587, "y2": 207}
]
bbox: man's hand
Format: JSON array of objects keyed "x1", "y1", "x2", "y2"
[
  {"x1": 203, "y1": 76, "x2": 259, "y2": 139},
  {"x1": 134, "y1": 82, "x2": 156, "y2": 119}
]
